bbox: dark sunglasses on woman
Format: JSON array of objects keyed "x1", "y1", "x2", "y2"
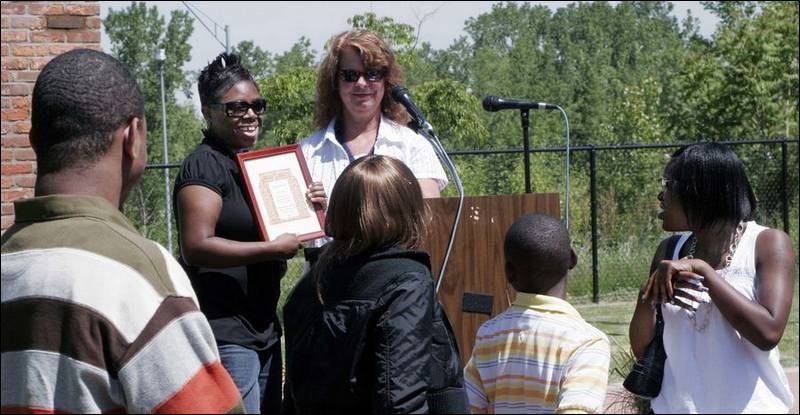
[
  {"x1": 211, "y1": 98, "x2": 267, "y2": 118},
  {"x1": 338, "y1": 69, "x2": 386, "y2": 83}
]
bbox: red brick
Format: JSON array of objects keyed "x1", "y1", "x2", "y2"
[
  {"x1": 1, "y1": 71, "x2": 9, "y2": 83},
  {"x1": 48, "y1": 15, "x2": 86, "y2": 29},
  {"x1": 1, "y1": 44, "x2": 8, "y2": 56},
  {"x1": 66, "y1": 30, "x2": 100, "y2": 43},
  {"x1": 29, "y1": 3, "x2": 65, "y2": 15},
  {"x1": 15, "y1": 174, "x2": 37, "y2": 188},
  {"x1": 2, "y1": 202, "x2": 14, "y2": 215},
  {"x1": 48, "y1": 44, "x2": 76, "y2": 57},
  {"x1": 1, "y1": 3, "x2": 27, "y2": 15},
  {"x1": 1, "y1": 149, "x2": 11, "y2": 162},
  {"x1": 31, "y1": 57, "x2": 54, "y2": 70},
  {"x1": 66, "y1": 4, "x2": 100, "y2": 16},
  {"x1": 2, "y1": 135, "x2": 32, "y2": 147},
  {"x1": 5, "y1": 16, "x2": 47, "y2": 30},
  {"x1": 31, "y1": 30, "x2": 66, "y2": 43},
  {"x1": 1, "y1": 109, "x2": 29, "y2": 122},
  {"x1": 1, "y1": 162, "x2": 35, "y2": 175},
  {"x1": 12, "y1": 97, "x2": 31, "y2": 110},
  {"x1": 1, "y1": 98, "x2": 10, "y2": 109},
  {"x1": 14, "y1": 121, "x2": 31, "y2": 134},
  {"x1": 1, "y1": 175, "x2": 13, "y2": 188},
  {"x1": 14, "y1": 148, "x2": 37, "y2": 161},
  {"x1": 1, "y1": 57, "x2": 30, "y2": 70},
  {"x1": 3, "y1": 214, "x2": 18, "y2": 230},
  {"x1": 12, "y1": 45, "x2": 50, "y2": 57},
  {"x1": 1, "y1": 84, "x2": 32, "y2": 96},
  {"x1": 85, "y1": 16, "x2": 101, "y2": 30},
  {"x1": 1, "y1": 30, "x2": 28, "y2": 43},
  {"x1": 14, "y1": 70, "x2": 40, "y2": 82},
  {"x1": 2, "y1": 188, "x2": 35, "y2": 203}
]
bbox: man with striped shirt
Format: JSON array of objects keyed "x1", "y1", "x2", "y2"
[
  {"x1": 1, "y1": 49, "x2": 242, "y2": 414},
  {"x1": 464, "y1": 214, "x2": 610, "y2": 414}
]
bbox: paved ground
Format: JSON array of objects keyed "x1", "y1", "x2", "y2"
[{"x1": 603, "y1": 367, "x2": 799, "y2": 413}]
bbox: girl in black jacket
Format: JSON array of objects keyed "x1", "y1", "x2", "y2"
[{"x1": 283, "y1": 155, "x2": 466, "y2": 414}]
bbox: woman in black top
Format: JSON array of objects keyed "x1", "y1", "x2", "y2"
[
  {"x1": 283, "y1": 155, "x2": 466, "y2": 414},
  {"x1": 174, "y1": 52, "x2": 301, "y2": 414}
]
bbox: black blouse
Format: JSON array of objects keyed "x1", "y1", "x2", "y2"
[{"x1": 173, "y1": 135, "x2": 285, "y2": 351}]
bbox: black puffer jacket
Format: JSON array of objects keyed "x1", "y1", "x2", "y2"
[{"x1": 282, "y1": 247, "x2": 466, "y2": 414}]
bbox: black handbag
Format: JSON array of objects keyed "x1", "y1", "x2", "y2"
[{"x1": 623, "y1": 305, "x2": 666, "y2": 399}]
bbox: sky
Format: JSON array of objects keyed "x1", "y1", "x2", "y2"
[{"x1": 101, "y1": 1, "x2": 721, "y2": 75}]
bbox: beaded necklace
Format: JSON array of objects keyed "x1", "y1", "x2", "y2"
[{"x1": 685, "y1": 221, "x2": 747, "y2": 331}]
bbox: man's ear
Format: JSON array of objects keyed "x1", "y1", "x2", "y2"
[
  {"x1": 504, "y1": 259, "x2": 517, "y2": 286},
  {"x1": 122, "y1": 117, "x2": 145, "y2": 161},
  {"x1": 568, "y1": 247, "x2": 578, "y2": 270}
]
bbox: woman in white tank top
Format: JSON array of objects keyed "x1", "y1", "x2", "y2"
[{"x1": 629, "y1": 142, "x2": 795, "y2": 413}]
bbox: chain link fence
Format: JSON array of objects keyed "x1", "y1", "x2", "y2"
[{"x1": 132, "y1": 138, "x2": 798, "y2": 306}]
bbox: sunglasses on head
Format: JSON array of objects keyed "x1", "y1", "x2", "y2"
[
  {"x1": 210, "y1": 98, "x2": 267, "y2": 118},
  {"x1": 338, "y1": 69, "x2": 386, "y2": 83}
]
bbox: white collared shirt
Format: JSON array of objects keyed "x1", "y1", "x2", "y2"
[
  {"x1": 300, "y1": 116, "x2": 448, "y2": 201},
  {"x1": 300, "y1": 116, "x2": 448, "y2": 248}
]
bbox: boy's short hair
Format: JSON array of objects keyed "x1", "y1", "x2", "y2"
[
  {"x1": 31, "y1": 49, "x2": 144, "y2": 175},
  {"x1": 504, "y1": 213, "x2": 572, "y2": 292}
]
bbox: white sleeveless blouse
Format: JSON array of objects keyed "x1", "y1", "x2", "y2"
[{"x1": 652, "y1": 222, "x2": 794, "y2": 413}]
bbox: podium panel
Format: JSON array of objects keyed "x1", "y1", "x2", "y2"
[{"x1": 423, "y1": 193, "x2": 560, "y2": 365}]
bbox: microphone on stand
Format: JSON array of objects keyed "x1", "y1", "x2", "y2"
[
  {"x1": 390, "y1": 85, "x2": 464, "y2": 294},
  {"x1": 482, "y1": 95, "x2": 559, "y2": 112},
  {"x1": 391, "y1": 86, "x2": 434, "y2": 135},
  {"x1": 482, "y1": 94, "x2": 571, "y2": 229}
]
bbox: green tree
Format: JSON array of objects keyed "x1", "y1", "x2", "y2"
[
  {"x1": 104, "y1": 2, "x2": 201, "y2": 248},
  {"x1": 258, "y1": 67, "x2": 317, "y2": 146},
  {"x1": 274, "y1": 36, "x2": 317, "y2": 73},
  {"x1": 232, "y1": 40, "x2": 273, "y2": 80}
]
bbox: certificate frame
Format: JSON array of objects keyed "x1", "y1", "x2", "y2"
[{"x1": 236, "y1": 144, "x2": 325, "y2": 242}]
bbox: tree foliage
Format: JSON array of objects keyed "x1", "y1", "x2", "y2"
[
  {"x1": 105, "y1": 2, "x2": 201, "y2": 246},
  {"x1": 103, "y1": 1, "x2": 798, "y2": 251}
]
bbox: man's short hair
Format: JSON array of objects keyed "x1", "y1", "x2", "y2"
[
  {"x1": 504, "y1": 213, "x2": 572, "y2": 291},
  {"x1": 31, "y1": 48, "x2": 144, "y2": 174}
]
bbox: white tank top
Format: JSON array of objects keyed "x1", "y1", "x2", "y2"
[{"x1": 652, "y1": 222, "x2": 794, "y2": 414}]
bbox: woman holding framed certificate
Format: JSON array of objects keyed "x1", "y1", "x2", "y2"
[{"x1": 173, "y1": 52, "x2": 301, "y2": 414}]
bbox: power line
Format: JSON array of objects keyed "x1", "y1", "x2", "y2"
[{"x1": 181, "y1": 1, "x2": 229, "y2": 53}]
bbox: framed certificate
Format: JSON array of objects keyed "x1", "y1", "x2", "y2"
[{"x1": 237, "y1": 144, "x2": 326, "y2": 242}]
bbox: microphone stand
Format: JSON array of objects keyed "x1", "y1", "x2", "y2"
[
  {"x1": 521, "y1": 109, "x2": 531, "y2": 193},
  {"x1": 414, "y1": 122, "x2": 465, "y2": 294}
]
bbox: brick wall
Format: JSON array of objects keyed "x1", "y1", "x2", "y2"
[{"x1": 1, "y1": 1, "x2": 101, "y2": 231}]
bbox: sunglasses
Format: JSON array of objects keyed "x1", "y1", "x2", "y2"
[
  {"x1": 661, "y1": 177, "x2": 674, "y2": 191},
  {"x1": 210, "y1": 98, "x2": 267, "y2": 118},
  {"x1": 338, "y1": 69, "x2": 386, "y2": 83}
]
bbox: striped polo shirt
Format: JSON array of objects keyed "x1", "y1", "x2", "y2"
[
  {"x1": 464, "y1": 293, "x2": 610, "y2": 414},
  {"x1": 1, "y1": 195, "x2": 242, "y2": 414}
]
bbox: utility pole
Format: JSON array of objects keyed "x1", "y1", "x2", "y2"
[{"x1": 155, "y1": 48, "x2": 173, "y2": 253}]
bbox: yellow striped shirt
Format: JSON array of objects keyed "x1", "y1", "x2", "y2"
[{"x1": 464, "y1": 293, "x2": 609, "y2": 414}]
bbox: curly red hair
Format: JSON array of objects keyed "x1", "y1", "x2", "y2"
[{"x1": 314, "y1": 30, "x2": 410, "y2": 129}]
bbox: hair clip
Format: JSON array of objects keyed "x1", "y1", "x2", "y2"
[{"x1": 220, "y1": 56, "x2": 226, "y2": 68}]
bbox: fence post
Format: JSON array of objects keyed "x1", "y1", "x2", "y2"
[
  {"x1": 781, "y1": 138, "x2": 789, "y2": 234},
  {"x1": 590, "y1": 146, "x2": 599, "y2": 303}
]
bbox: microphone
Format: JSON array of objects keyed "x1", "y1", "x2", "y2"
[
  {"x1": 482, "y1": 95, "x2": 558, "y2": 112},
  {"x1": 391, "y1": 86, "x2": 432, "y2": 132}
]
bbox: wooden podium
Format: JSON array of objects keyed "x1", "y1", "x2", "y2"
[{"x1": 423, "y1": 193, "x2": 560, "y2": 365}]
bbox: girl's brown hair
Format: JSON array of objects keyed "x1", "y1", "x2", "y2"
[
  {"x1": 314, "y1": 30, "x2": 410, "y2": 129},
  {"x1": 313, "y1": 155, "x2": 428, "y2": 302}
]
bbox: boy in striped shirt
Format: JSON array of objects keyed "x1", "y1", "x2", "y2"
[{"x1": 464, "y1": 214, "x2": 610, "y2": 414}]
